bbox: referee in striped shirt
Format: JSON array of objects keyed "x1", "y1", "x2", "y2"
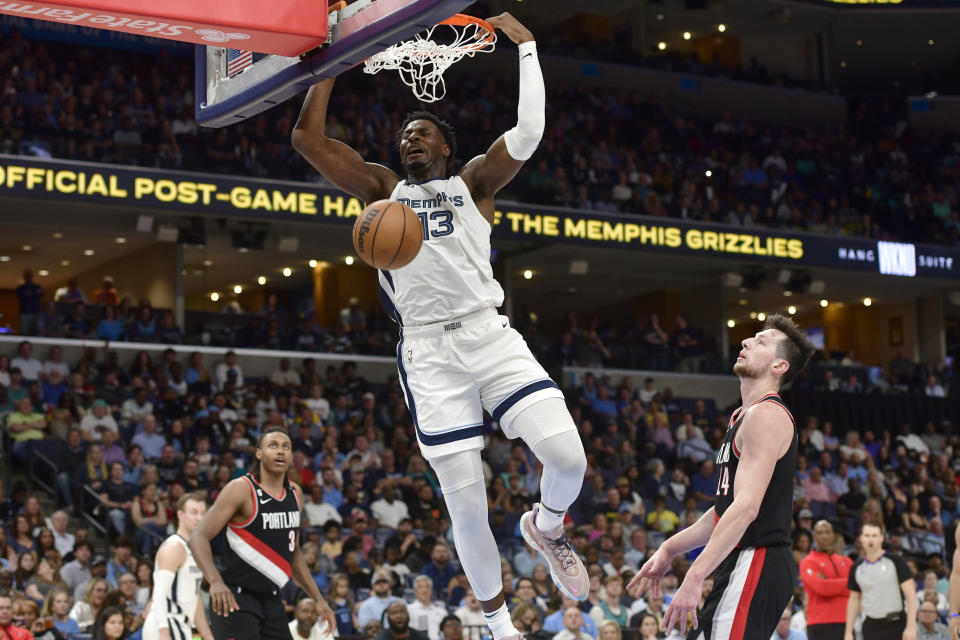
[{"x1": 844, "y1": 521, "x2": 917, "y2": 640}]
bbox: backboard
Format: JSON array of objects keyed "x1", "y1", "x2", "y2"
[{"x1": 195, "y1": 0, "x2": 475, "y2": 128}]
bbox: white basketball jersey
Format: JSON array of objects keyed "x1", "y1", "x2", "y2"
[
  {"x1": 378, "y1": 176, "x2": 503, "y2": 326},
  {"x1": 155, "y1": 534, "x2": 202, "y2": 625}
]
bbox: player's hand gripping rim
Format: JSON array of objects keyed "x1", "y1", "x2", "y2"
[{"x1": 209, "y1": 580, "x2": 240, "y2": 617}]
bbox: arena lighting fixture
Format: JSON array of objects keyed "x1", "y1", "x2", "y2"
[
  {"x1": 60, "y1": 260, "x2": 69, "y2": 266},
  {"x1": 656, "y1": 13, "x2": 664, "y2": 21},
  {"x1": 203, "y1": 260, "x2": 214, "y2": 267},
  {"x1": 0, "y1": 256, "x2": 9, "y2": 262},
  {"x1": 37, "y1": 269, "x2": 49, "y2": 277},
  {"x1": 210, "y1": 292, "x2": 220, "y2": 302},
  {"x1": 52, "y1": 232, "x2": 62, "y2": 239},
  {"x1": 718, "y1": 24, "x2": 726, "y2": 32},
  {"x1": 22, "y1": 244, "x2": 31, "y2": 251},
  {"x1": 233, "y1": 285, "x2": 243, "y2": 294},
  {"x1": 783, "y1": 291, "x2": 793, "y2": 297},
  {"x1": 683, "y1": 31, "x2": 691, "y2": 40},
  {"x1": 658, "y1": 41, "x2": 667, "y2": 50},
  {"x1": 738, "y1": 299, "x2": 748, "y2": 306},
  {"x1": 726, "y1": 319, "x2": 735, "y2": 328},
  {"x1": 788, "y1": 305, "x2": 797, "y2": 315},
  {"x1": 928, "y1": 39, "x2": 934, "y2": 45},
  {"x1": 282, "y1": 267, "x2": 293, "y2": 277},
  {"x1": 863, "y1": 297, "x2": 872, "y2": 307},
  {"x1": 523, "y1": 269, "x2": 533, "y2": 280},
  {"x1": 840, "y1": 61, "x2": 847, "y2": 68},
  {"x1": 705, "y1": 170, "x2": 712, "y2": 177},
  {"x1": 345, "y1": 256, "x2": 355, "y2": 266},
  {"x1": 749, "y1": 312, "x2": 757, "y2": 319},
  {"x1": 115, "y1": 237, "x2": 126, "y2": 244},
  {"x1": 84, "y1": 249, "x2": 95, "y2": 256},
  {"x1": 309, "y1": 259, "x2": 318, "y2": 268},
  {"x1": 757, "y1": 312, "x2": 767, "y2": 322},
  {"x1": 856, "y1": 39, "x2": 863, "y2": 46},
  {"x1": 257, "y1": 276, "x2": 267, "y2": 285},
  {"x1": 820, "y1": 299, "x2": 829, "y2": 308}
]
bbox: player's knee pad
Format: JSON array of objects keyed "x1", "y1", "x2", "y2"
[
  {"x1": 515, "y1": 397, "x2": 586, "y2": 476},
  {"x1": 430, "y1": 449, "x2": 487, "y2": 521}
]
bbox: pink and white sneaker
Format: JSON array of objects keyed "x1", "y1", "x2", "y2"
[{"x1": 519, "y1": 503, "x2": 589, "y2": 601}]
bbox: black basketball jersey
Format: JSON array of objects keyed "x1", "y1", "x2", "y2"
[
  {"x1": 713, "y1": 394, "x2": 797, "y2": 548},
  {"x1": 221, "y1": 473, "x2": 301, "y2": 592}
]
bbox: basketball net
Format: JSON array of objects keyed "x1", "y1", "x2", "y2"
[{"x1": 363, "y1": 14, "x2": 496, "y2": 103}]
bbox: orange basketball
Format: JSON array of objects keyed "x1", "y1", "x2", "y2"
[{"x1": 353, "y1": 199, "x2": 423, "y2": 270}]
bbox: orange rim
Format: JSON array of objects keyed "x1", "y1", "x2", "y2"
[{"x1": 438, "y1": 14, "x2": 496, "y2": 46}]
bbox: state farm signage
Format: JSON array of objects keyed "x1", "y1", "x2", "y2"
[{"x1": 0, "y1": 1, "x2": 328, "y2": 55}]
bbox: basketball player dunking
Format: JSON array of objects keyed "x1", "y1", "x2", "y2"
[
  {"x1": 627, "y1": 315, "x2": 815, "y2": 640},
  {"x1": 293, "y1": 12, "x2": 589, "y2": 640},
  {"x1": 188, "y1": 428, "x2": 337, "y2": 640},
  {"x1": 143, "y1": 492, "x2": 213, "y2": 640}
]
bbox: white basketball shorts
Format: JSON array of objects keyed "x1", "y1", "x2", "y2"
[{"x1": 396, "y1": 307, "x2": 566, "y2": 460}]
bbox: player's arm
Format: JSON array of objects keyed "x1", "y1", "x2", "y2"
[
  {"x1": 627, "y1": 507, "x2": 715, "y2": 597},
  {"x1": 459, "y1": 13, "x2": 543, "y2": 219},
  {"x1": 950, "y1": 525, "x2": 960, "y2": 639},
  {"x1": 290, "y1": 483, "x2": 338, "y2": 634},
  {"x1": 152, "y1": 537, "x2": 187, "y2": 640},
  {"x1": 188, "y1": 478, "x2": 251, "y2": 616},
  {"x1": 685, "y1": 402, "x2": 793, "y2": 583},
  {"x1": 291, "y1": 78, "x2": 399, "y2": 203},
  {"x1": 900, "y1": 577, "x2": 917, "y2": 640},
  {"x1": 844, "y1": 590, "x2": 861, "y2": 640},
  {"x1": 194, "y1": 596, "x2": 214, "y2": 640}
]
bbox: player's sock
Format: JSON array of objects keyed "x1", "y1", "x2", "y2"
[
  {"x1": 484, "y1": 604, "x2": 521, "y2": 640},
  {"x1": 534, "y1": 502, "x2": 565, "y2": 535}
]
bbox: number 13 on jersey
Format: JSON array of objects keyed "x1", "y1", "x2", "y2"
[{"x1": 418, "y1": 210, "x2": 454, "y2": 240}]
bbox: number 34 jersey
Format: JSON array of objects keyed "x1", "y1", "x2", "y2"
[
  {"x1": 378, "y1": 176, "x2": 504, "y2": 327},
  {"x1": 713, "y1": 394, "x2": 797, "y2": 548},
  {"x1": 221, "y1": 473, "x2": 302, "y2": 592}
]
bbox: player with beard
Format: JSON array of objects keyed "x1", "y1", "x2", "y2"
[
  {"x1": 189, "y1": 427, "x2": 336, "y2": 640},
  {"x1": 628, "y1": 315, "x2": 814, "y2": 640}
]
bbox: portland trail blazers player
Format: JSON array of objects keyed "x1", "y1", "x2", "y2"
[
  {"x1": 189, "y1": 427, "x2": 337, "y2": 640},
  {"x1": 628, "y1": 315, "x2": 815, "y2": 640}
]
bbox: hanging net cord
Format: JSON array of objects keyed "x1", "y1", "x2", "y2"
[{"x1": 363, "y1": 20, "x2": 496, "y2": 103}]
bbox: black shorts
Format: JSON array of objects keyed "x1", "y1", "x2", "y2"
[
  {"x1": 210, "y1": 585, "x2": 288, "y2": 640},
  {"x1": 862, "y1": 615, "x2": 905, "y2": 640},
  {"x1": 687, "y1": 545, "x2": 797, "y2": 640}
]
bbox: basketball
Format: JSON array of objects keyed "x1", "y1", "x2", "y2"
[{"x1": 353, "y1": 199, "x2": 423, "y2": 270}]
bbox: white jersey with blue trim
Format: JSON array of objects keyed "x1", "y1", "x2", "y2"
[
  {"x1": 145, "y1": 534, "x2": 202, "y2": 632},
  {"x1": 378, "y1": 175, "x2": 503, "y2": 326}
]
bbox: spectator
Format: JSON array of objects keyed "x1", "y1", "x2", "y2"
[
  {"x1": 54, "y1": 277, "x2": 85, "y2": 303},
  {"x1": 289, "y1": 597, "x2": 335, "y2": 640},
  {"x1": 270, "y1": 358, "x2": 301, "y2": 388},
  {"x1": 79, "y1": 400, "x2": 118, "y2": 443},
  {"x1": 63, "y1": 303, "x2": 93, "y2": 339},
  {"x1": 923, "y1": 376, "x2": 946, "y2": 398},
  {"x1": 303, "y1": 484, "x2": 342, "y2": 527},
  {"x1": 131, "y1": 415, "x2": 165, "y2": 461},
  {"x1": 377, "y1": 601, "x2": 427, "y2": 640},
  {"x1": 407, "y1": 576, "x2": 447, "y2": 640},
  {"x1": 11, "y1": 341, "x2": 44, "y2": 382},
  {"x1": 552, "y1": 607, "x2": 592, "y2": 640},
  {"x1": 511, "y1": 603, "x2": 542, "y2": 635},
  {"x1": 588, "y1": 576, "x2": 628, "y2": 628},
  {"x1": 42, "y1": 346, "x2": 70, "y2": 379},
  {"x1": 130, "y1": 305, "x2": 157, "y2": 342},
  {"x1": 357, "y1": 570, "x2": 401, "y2": 628},
  {"x1": 38, "y1": 302, "x2": 63, "y2": 338},
  {"x1": 156, "y1": 312, "x2": 183, "y2": 344},
  {"x1": 340, "y1": 298, "x2": 367, "y2": 337},
  {"x1": 915, "y1": 601, "x2": 948, "y2": 640},
  {"x1": 327, "y1": 574, "x2": 358, "y2": 637},
  {"x1": 6, "y1": 396, "x2": 47, "y2": 463},
  {"x1": 43, "y1": 588, "x2": 79, "y2": 636},
  {"x1": 16, "y1": 270, "x2": 43, "y2": 336},
  {"x1": 129, "y1": 483, "x2": 167, "y2": 555},
  {"x1": 214, "y1": 351, "x2": 244, "y2": 390},
  {"x1": 454, "y1": 590, "x2": 488, "y2": 640},
  {"x1": 49, "y1": 511, "x2": 74, "y2": 558},
  {"x1": 645, "y1": 496, "x2": 678, "y2": 534},
  {"x1": 772, "y1": 604, "x2": 807, "y2": 640},
  {"x1": 371, "y1": 481, "x2": 411, "y2": 529},
  {"x1": 121, "y1": 388, "x2": 153, "y2": 425},
  {"x1": 419, "y1": 542, "x2": 458, "y2": 603},
  {"x1": 90, "y1": 604, "x2": 125, "y2": 640},
  {"x1": 671, "y1": 315, "x2": 703, "y2": 373},
  {"x1": 99, "y1": 463, "x2": 136, "y2": 535}
]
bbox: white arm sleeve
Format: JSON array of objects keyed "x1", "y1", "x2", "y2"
[
  {"x1": 151, "y1": 569, "x2": 176, "y2": 629},
  {"x1": 503, "y1": 41, "x2": 545, "y2": 161}
]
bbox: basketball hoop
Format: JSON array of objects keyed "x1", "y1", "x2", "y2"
[{"x1": 363, "y1": 14, "x2": 496, "y2": 103}]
